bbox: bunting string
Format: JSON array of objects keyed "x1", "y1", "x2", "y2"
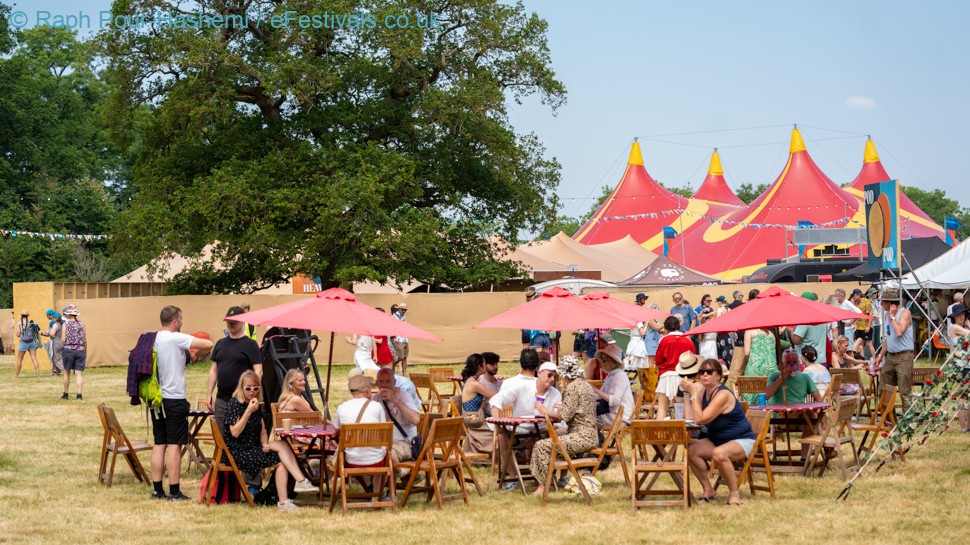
[
  {"x1": 582, "y1": 208, "x2": 854, "y2": 230},
  {"x1": 0, "y1": 229, "x2": 110, "y2": 241}
]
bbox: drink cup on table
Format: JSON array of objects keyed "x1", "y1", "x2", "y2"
[
  {"x1": 535, "y1": 395, "x2": 545, "y2": 416},
  {"x1": 673, "y1": 402, "x2": 684, "y2": 419},
  {"x1": 757, "y1": 393, "x2": 767, "y2": 407}
]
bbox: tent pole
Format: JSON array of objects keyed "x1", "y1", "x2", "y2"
[{"x1": 324, "y1": 332, "x2": 335, "y2": 404}]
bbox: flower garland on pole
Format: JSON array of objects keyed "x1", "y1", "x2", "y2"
[{"x1": 837, "y1": 335, "x2": 970, "y2": 500}]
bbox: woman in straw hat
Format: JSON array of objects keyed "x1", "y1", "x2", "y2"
[{"x1": 60, "y1": 304, "x2": 87, "y2": 400}]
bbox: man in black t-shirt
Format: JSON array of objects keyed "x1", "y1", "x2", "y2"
[{"x1": 206, "y1": 306, "x2": 262, "y2": 433}]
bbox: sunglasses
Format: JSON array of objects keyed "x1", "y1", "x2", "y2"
[
  {"x1": 244, "y1": 386, "x2": 261, "y2": 392},
  {"x1": 698, "y1": 369, "x2": 717, "y2": 376}
]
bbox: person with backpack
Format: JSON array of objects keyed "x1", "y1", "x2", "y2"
[
  {"x1": 150, "y1": 305, "x2": 214, "y2": 501},
  {"x1": 42, "y1": 310, "x2": 64, "y2": 376},
  {"x1": 60, "y1": 305, "x2": 87, "y2": 400},
  {"x1": 14, "y1": 310, "x2": 42, "y2": 378}
]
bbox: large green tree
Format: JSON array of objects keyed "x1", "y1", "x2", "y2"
[
  {"x1": 0, "y1": 14, "x2": 123, "y2": 306},
  {"x1": 102, "y1": 0, "x2": 565, "y2": 293},
  {"x1": 902, "y1": 185, "x2": 970, "y2": 240}
]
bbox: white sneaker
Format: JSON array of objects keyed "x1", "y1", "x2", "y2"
[
  {"x1": 293, "y1": 479, "x2": 317, "y2": 493},
  {"x1": 277, "y1": 499, "x2": 299, "y2": 510}
]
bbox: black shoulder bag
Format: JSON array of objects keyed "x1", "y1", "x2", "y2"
[{"x1": 382, "y1": 400, "x2": 422, "y2": 459}]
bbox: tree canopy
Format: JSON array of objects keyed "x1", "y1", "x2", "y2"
[
  {"x1": 101, "y1": 0, "x2": 565, "y2": 293},
  {"x1": 0, "y1": 11, "x2": 126, "y2": 306}
]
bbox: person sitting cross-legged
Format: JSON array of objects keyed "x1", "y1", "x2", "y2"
[{"x1": 683, "y1": 359, "x2": 757, "y2": 506}]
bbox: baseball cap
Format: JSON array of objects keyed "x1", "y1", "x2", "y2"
[
  {"x1": 635, "y1": 293, "x2": 647, "y2": 301},
  {"x1": 715, "y1": 295, "x2": 727, "y2": 303},
  {"x1": 851, "y1": 288, "x2": 863, "y2": 296},
  {"x1": 800, "y1": 292, "x2": 818, "y2": 301},
  {"x1": 538, "y1": 361, "x2": 558, "y2": 373},
  {"x1": 600, "y1": 333, "x2": 616, "y2": 345},
  {"x1": 224, "y1": 306, "x2": 246, "y2": 321}
]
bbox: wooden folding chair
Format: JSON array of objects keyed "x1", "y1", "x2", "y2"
[
  {"x1": 853, "y1": 386, "x2": 899, "y2": 460},
  {"x1": 629, "y1": 420, "x2": 691, "y2": 511},
  {"x1": 831, "y1": 367, "x2": 866, "y2": 415},
  {"x1": 803, "y1": 396, "x2": 861, "y2": 479},
  {"x1": 539, "y1": 416, "x2": 600, "y2": 505},
  {"x1": 912, "y1": 367, "x2": 938, "y2": 394},
  {"x1": 491, "y1": 405, "x2": 514, "y2": 474},
  {"x1": 97, "y1": 404, "x2": 151, "y2": 487},
  {"x1": 409, "y1": 373, "x2": 437, "y2": 412},
  {"x1": 821, "y1": 374, "x2": 843, "y2": 405},
  {"x1": 710, "y1": 409, "x2": 776, "y2": 499},
  {"x1": 428, "y1": 367, "x2": 458, "y2": 397},
  {"x1": 636, "y1": 368, "x2": 658, "y2": 400},
  {"x1": 734, "y1": 376, "x2": 768, "y2": 399},
  {"x1": 204, "y1": 420, "x2": 256, "y2": 508},
  {"x1": 632, "y1": 389, "x2": 659, "y2": 420},
  {"x1": 451, "y1": 399, "x2": 487, "y2": 496},
  {"x1": 327, "y1": 422, "x2": 395, "y2": 514},
  {"x1": 397, "y1": 417, "x2": 469, "y2": 509},
  {"x1": 589, "y1": 406, "x2": 630, "y2": 486}
]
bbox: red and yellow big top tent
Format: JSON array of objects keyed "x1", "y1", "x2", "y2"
[
  {"x1": 666, "y1": 128, "x2": 863, "y2": 280},
  {"x1": 691, "y1": 150, "x2": 745, "y2": 207},
  {"x1": 842, "y1": 139, "x2": 944, "y2": 240},
  {"x1": 572, "y1": 140, "x2": 736, "y2": 253}
]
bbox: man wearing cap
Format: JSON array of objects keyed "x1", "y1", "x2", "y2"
[
  {"x1": 789, "y1": 292, "x2": 829, "y2": 366},
  {"x1": 635, "y1": 293, "x2": 648, "y2": 306},
  {"x1": 850, "y1": 288, "x2": 875, "y2": 357},
  {"x1": 873, "y1": 288, "x2": 914, "y2": 411},
  {"x1": 206, "y1": 307, "x2": 263, "y2": 436},
  {"x1": 391, "y1": 303, "x2": 409, "y2": 374},
  {"x1": 488, "y1": 359, "x2": 562, "y2": 491}
]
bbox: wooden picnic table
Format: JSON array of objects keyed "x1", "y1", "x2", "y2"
[
  {"x1": 748, "y1": 402, "x2": 830, "y2": 472},
  {"x1": 275, "y1": 424, "x2": 339, "y2": 501},
  {"x1": 486, "y1": 415, "x2": 559, "y2": 494}
]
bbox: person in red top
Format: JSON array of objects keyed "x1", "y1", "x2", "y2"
[
  {"x1": 374, "y1": 307, "x2": 395, "y2": 368},
  {"x1": 654, "y1": 316, "x2": 696, "y2": 419}
]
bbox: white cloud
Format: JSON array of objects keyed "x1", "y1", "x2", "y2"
[{"x1": 845, "y1": 96, "x2": 877, "y2": 110}]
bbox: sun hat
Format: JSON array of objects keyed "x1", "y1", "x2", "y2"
[
  {"x1": 800, "y1": 292, "x2": 818, "y2": 301},
  {"x1": 20, "y1": 309, "x2": 29, "y2": 316},
  {"x1": 949, "y1": 304, "x2": 967, "y2": 319},
  {"x1": 538, "y1": 361, "x2": 558, "y2": 374},
  {"x1": 63, "y1": 304, "x2": 79, "y2": 316},
  {"x1": 675, "y1": 352, "x2": 701, "y2": 376},
  {"x1": 557, "y1": 355, "x2": 584, "y2": 380},
  {"x1": 596, "y1": 344, "x2": 624, "y2": 368},
  {"x1": 224, "y1": 306, "x2": 245, "y2": 321},
  {"x1": 881, "y1": 288, "x2": 901, "y2": 302}
]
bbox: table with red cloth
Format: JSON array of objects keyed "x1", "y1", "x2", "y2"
[
  {"x1": 486, "y1": 415, "x2": 559, "y2": 494},
  {"x1": 275, "y1": 424, "x2": 339, "y2": 500},
  {"x1": 748, "y1": 402, "x2": 830, "y2": 472}
]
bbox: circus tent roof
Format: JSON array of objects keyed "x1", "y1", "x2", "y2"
[
  {"x1": 667, "y1": 128, "x2": 862, "y2": 281},
  {"x1": 519, "y1": 232, "x2": 652, "y2": 282},
  {"x1": 842, "y1": 139, "x2": 944, "y2": 240},
  {"x1": 691, "y1": 150, "x2": 745, "y2": 206},
  {"x1": 617, "y1": 254, "x2": 727, "y2": 287},
  {"x1": 586, "y1": 234, "x2": 660, "y2": 266},
  {"x1": 572, "y1": 140, "x2": 693, "y2": 250}
]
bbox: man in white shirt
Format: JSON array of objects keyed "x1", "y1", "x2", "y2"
[
  {"x1": 333, "y1": 375, "x2": 387, "y2": 466},
  {"x1": 479, "y1": 352, "x2": 503, "y2": 395},
  {"x1": 488, "y1": 360, "x2": 561, "y2": 491},
  {"x1": 834, "y1": 288, "x2": 861, "y2": 337},
  {"x1": 374, "y1": 368, "x2": 421, "y2": 464},
  {"x1": 150, "y1": 305, "x2": 213, "y2": 501}
]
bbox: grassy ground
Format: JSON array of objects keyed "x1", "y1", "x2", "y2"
[{"x1": 1, "y1": 355, "x2": 969, "y2": 545}]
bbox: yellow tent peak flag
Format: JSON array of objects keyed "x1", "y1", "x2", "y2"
[
  {"x1": 708, "y1": 149, "x2": 723, "y2": 176},
  {"x1": 864, "y1": 138, "x2": 881, "y2": 163},
  {"x1": 628, "y1": 140, "x2": 644, "y2": 166},
  {"x1": 789, "y1": 128, "x2": 806, "y2": 153}
]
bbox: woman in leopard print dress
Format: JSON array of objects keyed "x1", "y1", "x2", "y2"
[{"x1": 530, "y1": 356, "x2": 598, "y2": 496}]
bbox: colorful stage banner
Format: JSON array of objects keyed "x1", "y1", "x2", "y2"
[{"x1": 864, "y1": 179, "x2": 900, "y2": 270}]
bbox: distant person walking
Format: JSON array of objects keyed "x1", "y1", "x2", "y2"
[
  {"x1": 42, "y1": 310, "x2": 64, "y2": 376},
  {"x1": 391, "y1": 303, "x2": 410, "y2": 374},
  {"x1": 60, "y1": 305, "x2": 87, "y2": 400},
  {"x1": 14, "y1": 310, "x2": 41, "y2": 378}
]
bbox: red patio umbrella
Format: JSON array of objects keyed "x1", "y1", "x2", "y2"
[
  {"x1": 685, "y1": 286, "x2": 870, "y2": 335},
  {"x1": 474, "y1": 287, "x2": 633, "y2": 332},
  {"x1": 233, "y1": 287, "x2": 442, "y2": 403},
  {"x1": 582, "y1": 292, "x2": 671, "y2": 324}
]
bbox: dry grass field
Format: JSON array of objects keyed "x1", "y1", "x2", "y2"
[{"x1": 2, "y1": 354, "x2": 969, "y2": 545}]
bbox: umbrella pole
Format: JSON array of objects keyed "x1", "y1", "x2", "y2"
[
  {"x1": 774, "y1": 326, "x2": 786, "y2": 405},
  {"x1": 555, "y1": 333, "x2": 561, "y2": 366},
  {"x1": 324, "y1": 332, "x2": 335, "y2": 405}
]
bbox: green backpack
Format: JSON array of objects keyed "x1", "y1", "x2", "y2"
[{"x1": 138, "y1": 352, "x2": 163, "y2": 410}]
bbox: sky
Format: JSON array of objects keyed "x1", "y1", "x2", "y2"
[{"x1": 12, "y1": 0, "x2": 970, "y2": 223}]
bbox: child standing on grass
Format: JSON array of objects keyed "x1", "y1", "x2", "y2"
[{"x1": 60, "y1": 305, "x2": 87, "y2": 400}]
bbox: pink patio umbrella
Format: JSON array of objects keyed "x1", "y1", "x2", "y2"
[{"x1": 582, "y1": 292, "x2": 671, "y2": 324}]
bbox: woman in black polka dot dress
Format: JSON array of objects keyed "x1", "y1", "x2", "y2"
[{"x1": 224, "y1": 370, "x2": 318, "y2": 510}]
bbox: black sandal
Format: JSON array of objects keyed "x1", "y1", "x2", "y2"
[{"x1": 697, "y1": 495, "x2": 717, "y2": 503}]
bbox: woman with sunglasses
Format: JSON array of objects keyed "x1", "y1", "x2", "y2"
[
  {"x1": 681, "y1": 359, "x2": 755, "y2": 506},
  {"x1": 224, "y1": 370, "x2": 317, "y2": 510}
]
